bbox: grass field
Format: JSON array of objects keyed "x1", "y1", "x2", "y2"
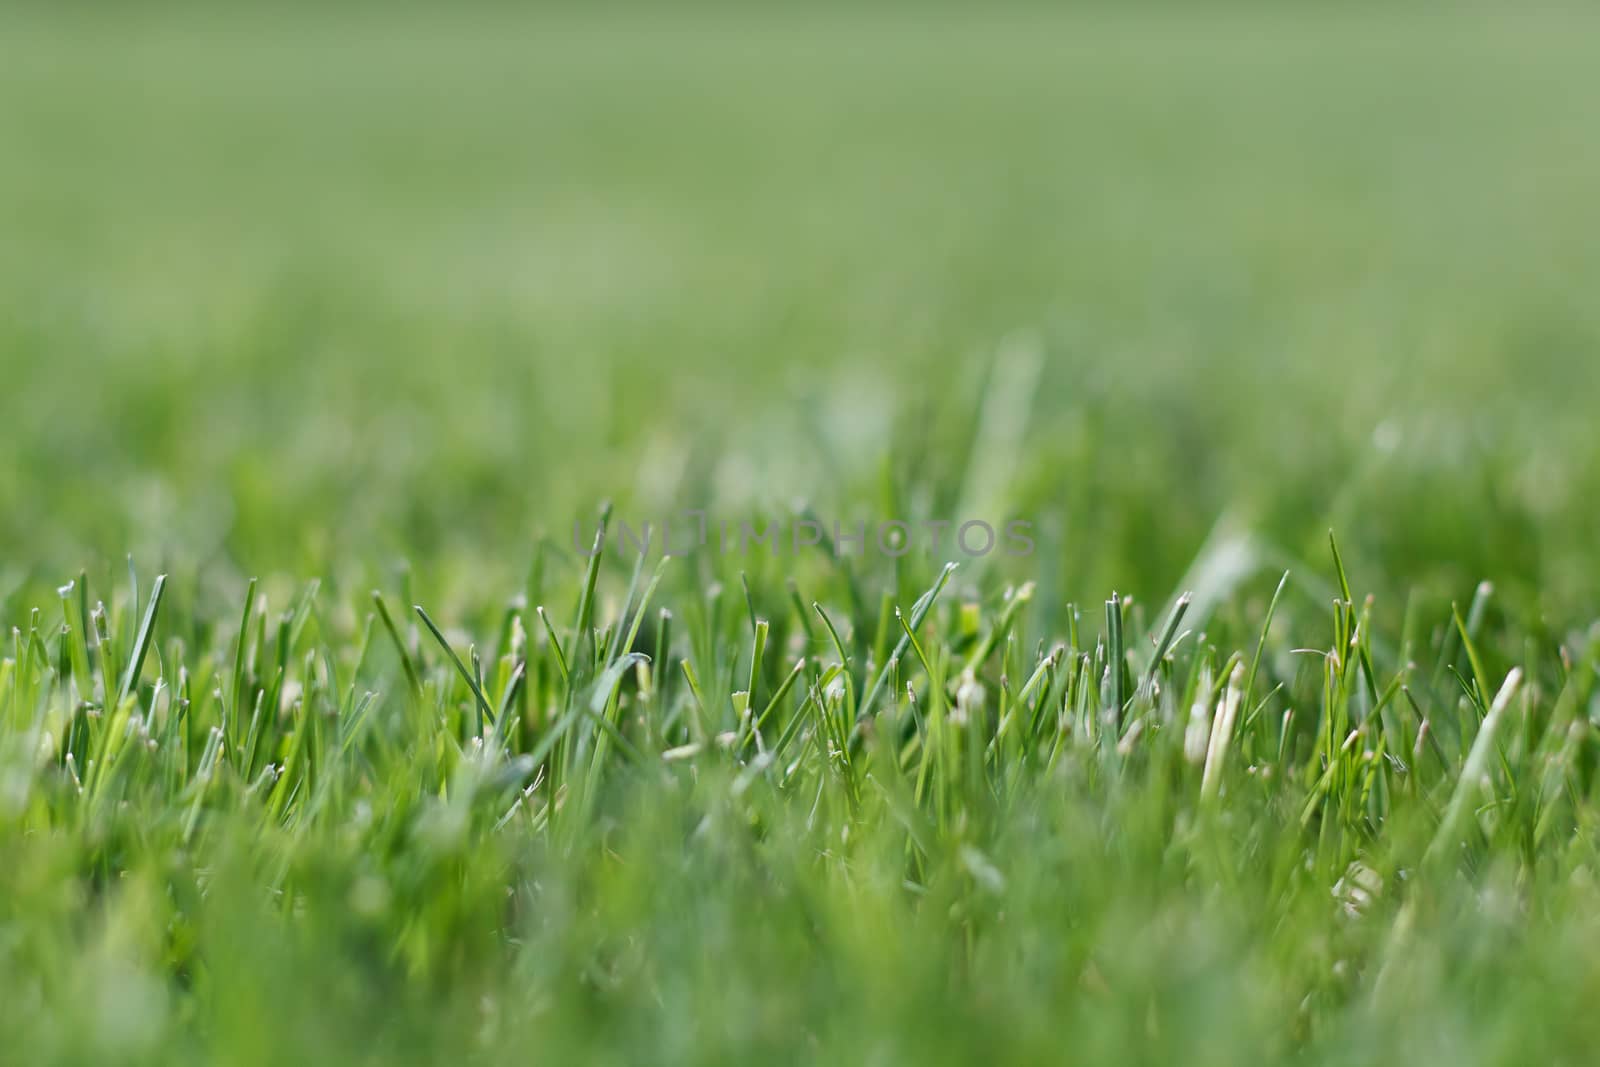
[{"x1": 6, "y1": 6, "x2": 1600, "y2": 1064}]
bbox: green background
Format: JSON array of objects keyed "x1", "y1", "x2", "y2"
[{"x1": 7, "y1": 7, "x2": 1599, "y2": 616}]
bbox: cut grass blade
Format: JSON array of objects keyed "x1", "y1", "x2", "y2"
[{"x1": 1425, "y1": 668, "x2": 1523, "y2": 868}]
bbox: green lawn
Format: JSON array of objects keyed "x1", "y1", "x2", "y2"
[{"x1": 5, "y1": 6, "x2": 1600, "y2": 1064}]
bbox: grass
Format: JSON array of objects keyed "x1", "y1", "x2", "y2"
[
  {"x1": 6, "y1": 5, "x2": 1600, "y2": 1064},
  {"x1": 9, "y1": 536, "x2": 1600, "y2": 1065}
]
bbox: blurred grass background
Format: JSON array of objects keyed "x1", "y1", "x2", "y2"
[{"x1": 5, "y1": 5, "x2": 1600, "y2": 616}]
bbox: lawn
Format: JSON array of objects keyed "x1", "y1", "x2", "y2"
[{"x1": 4, "y1": 6, "x2": 1600, "y2": 1064}]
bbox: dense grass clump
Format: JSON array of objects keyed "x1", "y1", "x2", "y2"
[{"x1": 6, "y1": 534, "x2": 1600, "y2": 1064}]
